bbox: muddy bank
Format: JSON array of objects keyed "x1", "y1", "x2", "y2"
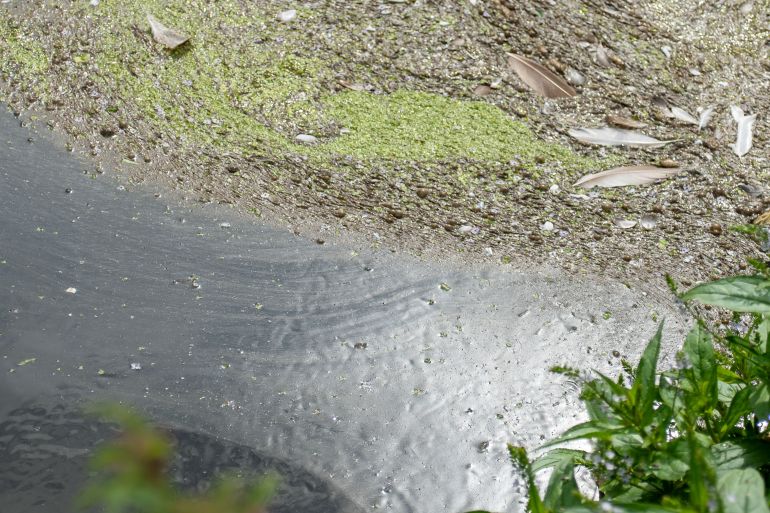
[
  {"x1": 0, "y1": 107, "x2": 692, "y2": 511},
  {"x1": 1, "y1": 0, "x2": 768, "y2": 285}
]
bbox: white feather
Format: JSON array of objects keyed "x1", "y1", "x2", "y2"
[
  {"x1": 670, "y1": 107, "x2": 698, "y2": 125},
  {"x1": 573, "y1": 165, "x2": 681, "y2": 189},
  {"x1": 731, "y1": 113, "x2": 757, "y2": 157},
  {"x1": 731, "y1": 105, "x2": 745, "y2": 122},
  {"x1": 698, "y1": 106, "x2": 714, "y2": 130},
  {"x1": 568, "y1": 127, "x2": 676, "y2": 148}
]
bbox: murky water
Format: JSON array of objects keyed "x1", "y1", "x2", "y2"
[{"x1": 0, "y1": 108, "x2": 689, "y2": 512}]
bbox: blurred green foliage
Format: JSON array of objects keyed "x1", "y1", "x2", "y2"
[{"x1": 79, "y1": 404, "x2": 277, "y2": 513}]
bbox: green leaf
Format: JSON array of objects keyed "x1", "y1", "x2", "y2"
[
  {"x1": 749, "y1": 383, "x2": 770, "y2": 420},
  {"x1": 712, "y1": 439, "x2": 770, "y2": 472},
  {"x1": 532, "y1": 448, "x2": 586, "y2": 473},
  {"x1": 682, "y1": 276, "x2": 770, "y2": 313},
  {"x1": 718, "y1": 380, "x2": 744, "y2": 404},
  {"x1": 756, "y1": 317, "x2": 770, "y2": 354},
  {"x1": 539, "y1": 421, "x2": 627, "y2": 448},
  {"x1": 688, "y1": 435, "x2": 719, "y2": 512},
  {"x1": 720, "y1": 386, "x2": 753, "y2": 436},
  {"x1": 682, "y1": 322, "x2": 717, "y2": 409},
  {"x1": 651, "y1": 439, "x2": 690, "y2": 481},
  {"x1": 630, "y1": 323, "x2": 663, "y2": 425},
  {"x1": 508, "y1": 445, "x2": 546, "y2": 513},
  {"x1": 717, "y1": 468, "x2": 770, "y2": 513},
  {"x1": 543, "y1": 461, "x2": 582, "y2": 510}
]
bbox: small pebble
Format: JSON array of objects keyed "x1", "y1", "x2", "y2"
[
  {"x1": 658, "y1": 159, "x2": 679, "y2": 168},
  {"x1": 564, "y1": 67, "x2": 585, "y2": 86},
  {"x1": 295, "y1": 134, "x2": 317, "y2": 144},
  {"x1": 65, "y1": 287, "x2": 77, "y2": 294},
  {"x1": 277, "y1": 9, "x2": 297, "y2": 22},
  {"x1": 614, "y1": 219, "x2": 636, "y2": 229},
  {"x1": 130, "y1": 362, "x2": 142, "y2": 371},
  {"x1": 709, "y1": 224, "x2": 722, "y2": 236},
  {"x1": 540, "y1": 221, "x2": 554, "y2": 231},
  {"x1": 640, "y1": 215, "x2": 658, "y2": 230}
]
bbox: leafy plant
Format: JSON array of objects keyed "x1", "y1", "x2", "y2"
[
  {"x1": 470, "y1": 268, "x2": 770, "y2": 512},
  {"x1": 79, "y1": 404, "x2": 277, "y2": 513}
]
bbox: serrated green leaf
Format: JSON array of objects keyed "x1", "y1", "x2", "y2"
[
  {"x1": 539, "y1": 421, "x2": 626, "y2": 448},
  {"x1": 682, "y1": 323, "x2": 717, "y2": 409},
  {"x1": 682, "y1": 276, "x2": 770, "y2": 313},
  {"x1": 532, "y1": 448, "x2": 586, "y2": 473}
]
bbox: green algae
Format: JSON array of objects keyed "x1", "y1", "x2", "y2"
[
  {"x1": 2, "y1": 0, "x2": 601, "y2": 176},
  {"x1": 316, "y1": 90, "x2": 591, "y2": 167},
  {"x1": 0, "y1": 17, "x2": 49, "y2": 89}
]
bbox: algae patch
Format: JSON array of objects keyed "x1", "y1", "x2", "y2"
[
  {"x1": 6, "y1": 0, "x2": 593, "y2": 171},
  {"x1": 0, "y1": 17, "x2": 49, "y2": 92},
  {"x1": 316, "y1": 90, "x2": 587, "y2": 167}
]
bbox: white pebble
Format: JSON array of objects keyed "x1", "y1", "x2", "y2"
[
  {"x1": 540, "y1": 221, "x2": 554, "y2": 231},
  {"x1": 277, "y1": 9, "x2": 297, "y2": 22},
  {"x1": 295, "y1": 134, "x2": 318, "y2": 144},
  {"x1": 66, "y1": 287, "x2": 77, "y2": 294}
]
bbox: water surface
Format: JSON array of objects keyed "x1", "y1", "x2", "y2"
[{"x1": 0, "y1": 109, "x2": 688, "y2": 512}]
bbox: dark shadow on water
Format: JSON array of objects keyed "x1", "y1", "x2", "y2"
[{"x1": 0, "y1": 403, "x2": 361, "y2": 513}]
